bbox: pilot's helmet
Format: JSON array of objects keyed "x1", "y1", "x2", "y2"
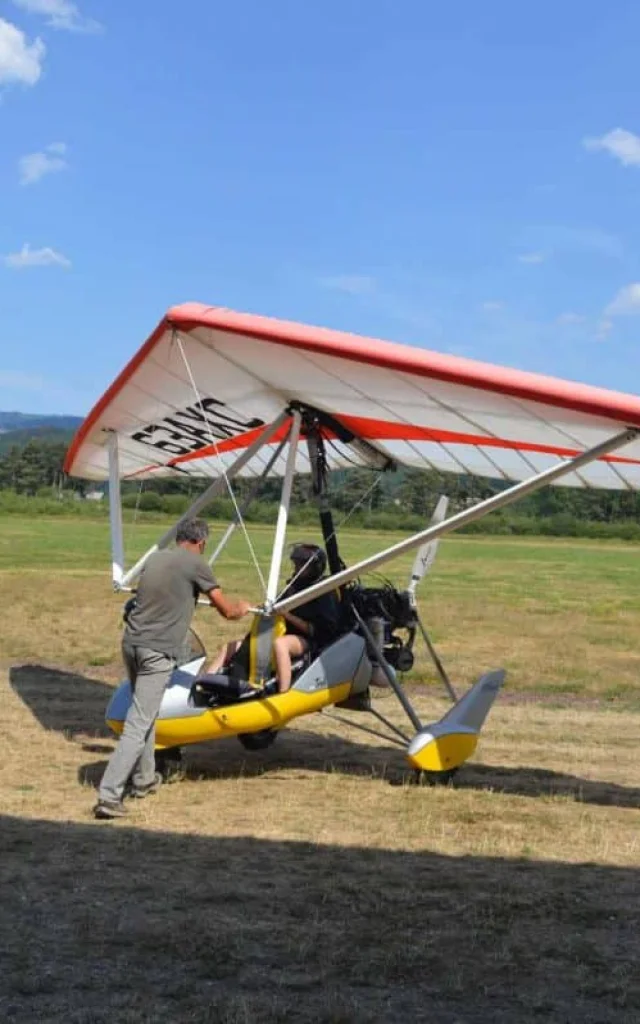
[{"x1": 289, "y1": 542, "x2": 327, "y2": 584}]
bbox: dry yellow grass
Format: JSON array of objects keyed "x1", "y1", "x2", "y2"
[{"x1": 1, "y1": 521, "x2": 640, "y2": 1021}]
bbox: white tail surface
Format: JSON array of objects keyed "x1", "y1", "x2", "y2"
[{"x1": 408, "y1": 495, "x2": 449, "y2": 596}]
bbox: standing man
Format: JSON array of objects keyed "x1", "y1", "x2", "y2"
[{"x1": 94, "y1": 517, "x2": 251, "y2": 820}]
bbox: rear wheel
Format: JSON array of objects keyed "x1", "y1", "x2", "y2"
[
  {"x1": 155, "y1": 747, "x2": 184, "y2": 782},
  {"x1": 237, "y1": 729, "x2": 278, "y2": 752}
]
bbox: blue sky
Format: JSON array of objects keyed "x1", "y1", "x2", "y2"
[{"x1": 2, "y1": 0, "x2": 640, "y2": 415}]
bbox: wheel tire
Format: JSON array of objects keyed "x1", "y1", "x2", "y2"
[
  {"x1": 237, "y1": 729, "x2": 278, "y2": 752},
  {"x1": 414, "y1": 767, "x2": 459, "y2": 787},
  {"x1": 155, "y1": 747, "x2": 184, "y2": 782}
]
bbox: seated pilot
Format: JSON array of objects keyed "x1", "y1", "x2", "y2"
[{"x1": 203, "y1": 543, "x2": 340, "y2": 693}]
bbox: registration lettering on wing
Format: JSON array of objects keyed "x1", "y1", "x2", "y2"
[{"x1": 131, "y1": 397, "x2": 265, "y2": 457}]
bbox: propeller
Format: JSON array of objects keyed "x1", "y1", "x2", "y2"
[{"x1": 407, "y1": 495, "x2": 449, "y2": 603}]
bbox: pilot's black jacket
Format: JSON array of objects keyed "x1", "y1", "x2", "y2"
[{"x1": 281, "y1": 577, "x2": 340, "y2": 653}]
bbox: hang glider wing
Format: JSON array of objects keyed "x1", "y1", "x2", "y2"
[{"x1": 64, "y1": 303, "x2": 640, "y2": 489}]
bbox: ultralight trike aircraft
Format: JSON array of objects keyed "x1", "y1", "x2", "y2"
[{"x1": 64, "y1": 304, "x2": 640, "y2": 782}]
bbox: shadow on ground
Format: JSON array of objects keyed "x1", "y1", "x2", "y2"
[
  {"x1": 81, "y1": 727, "x2": 640, "y2": 811},
  {"x1": 1, "y1": 813, "x2": 639, "y2": 1024},
  {"x1": 10, "y1": 664, "x2": 640, "y2": 811},
  {"x1": 9, "y1": 664, "x2": 114, "y2": 739}
]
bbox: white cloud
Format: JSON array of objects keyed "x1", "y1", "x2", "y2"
[
  {"x1": 605, "y1": 282, "x2": 640, "y2": 317},
  {"x1": 584, "y1": 128, "x2": 640, "y2": 168},
  {"x1": 557, "y1": 312, "x2": 586, "y2": 325},
  {"x1": 517, "y1": 251, "x2": 546, "y2": 265},
  {"x1": 3, "y1": 243, "x2": 71, "y2": 269},
  {"x1": 319, "y1": 274, "x2": 376, "y2": 295},
  {"x1": 0, "y1": 17, "x2": 45, "y2": 86},
  {"x1": 596, "y1": 319, "x2": 613, "y2": 341},
  {"x1": 19, "y1": 141, "x2": 68, "y2": 184},
  {"x1": 11, "y1": 0, "x2": 102, "y2": 33},
  {"x1": 481, "y1": 301, "x2": 504, "y2": 312},
  {"x1": 593, "y1": 281, "x2": 640, "y2": 340}
]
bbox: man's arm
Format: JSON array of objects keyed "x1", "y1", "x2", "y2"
[
  {"x1": 193, "y1": 559, "x2": 251, "y2": 621},
  {"x1": 207, "y1": 587, "x2": 252, "y2": 621}
]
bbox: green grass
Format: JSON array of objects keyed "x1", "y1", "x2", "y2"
[
  {"x1": 3, "y1": 512, "x2": 640, "y2": 578},
  {"x1": 2, "y1": 515, "x2": 640, "y2": 705}
]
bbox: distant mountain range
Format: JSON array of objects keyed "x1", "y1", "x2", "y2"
[
  {"x1": 0, "y1": 411, "x2": 84, "y2": 456},
  {"x1": 0, "y1": 411, "x2": 83, "y2": 433}
]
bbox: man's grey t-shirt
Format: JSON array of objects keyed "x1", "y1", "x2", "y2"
[{"x1": 124, "y1": 547, "x2": 218, "y2": 660}]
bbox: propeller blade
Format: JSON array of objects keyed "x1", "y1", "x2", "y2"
[{"x1": 408, "y1": 495, "x2": 449, "y2": 595}]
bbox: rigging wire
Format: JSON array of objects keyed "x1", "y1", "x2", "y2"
[
  {"x1": 174, "y1": 333, "x2": 267, "y2": 596},
  {"x1": 208, "y1": 435, "x2": 289, "y2": 568},
  {"x1": 325, "y1": 436, "x2": 366, "y2": 470},
  {"x1": 173, "y1": 337, "x2": 387, "y2": 605},
  {"x1": 274, "y1": 467, "x2": 384, "y2": 602}
]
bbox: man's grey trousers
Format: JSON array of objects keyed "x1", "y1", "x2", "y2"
[{"x1": 98, "y1": 642, "x2": 175, "y2": 804}]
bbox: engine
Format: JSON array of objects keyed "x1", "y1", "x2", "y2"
[{"x1": 346, "y1": 582, "x2": 417, "y2": 673}]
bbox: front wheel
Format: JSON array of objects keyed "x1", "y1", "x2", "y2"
[
  {"x1": 237, "y1": 729, "x2": 278, "y2": 752},
  {"x1": 155, "y1": 747, "x2": 184, "y2": 782},
  {"x1": 413, "y1": 767, "x2": 459, "y2": 787}
]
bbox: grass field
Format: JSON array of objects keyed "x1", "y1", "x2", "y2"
[{"x1": 1, "y1": 517, "x2": 640, "y2": 1022}]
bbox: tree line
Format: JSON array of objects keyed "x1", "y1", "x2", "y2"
[{"x1": 2, "y1": 436, "x2": 640, "y2": 540}]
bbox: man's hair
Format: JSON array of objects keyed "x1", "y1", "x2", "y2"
[{"x1": 176, "y1": 517, "x2": 210, "y2": 545}]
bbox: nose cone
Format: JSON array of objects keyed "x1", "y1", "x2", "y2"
[
  {"x1": 406, "y1": 728, "x2": 478, "y2": 772},
  {"x1": 405, "y1": 668, "x2": 505, "y2": 773}
]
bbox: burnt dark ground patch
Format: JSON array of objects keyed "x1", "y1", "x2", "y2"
[{"x1": 1, "y1": 815, "x2": 638, "y2": 1024}]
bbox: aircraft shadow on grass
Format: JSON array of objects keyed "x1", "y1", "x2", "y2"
[
  {"x1": 1, "y1": 811, "x2": 639, "y2": 1024},
  {"x1": 9, "y1": 664, "x2": 640, "y2": 811},
  {"x1": 9, "y1": 663, "x2": 115, "y2": 751}
]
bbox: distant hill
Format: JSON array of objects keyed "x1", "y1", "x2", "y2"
[
  {"x1": 0, "y1": 412, "x2": 83, "y2": 457},
  {"x1": 0, "y1": 411, "x2": 83, "y2": 433}
]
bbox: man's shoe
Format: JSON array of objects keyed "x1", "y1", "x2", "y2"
[
  {"x1": 94, "y1": 800, "x2": 127, "y2": 820},
  {"x1": 129, "y1": 771, "x2": 163, "y2": 799}
]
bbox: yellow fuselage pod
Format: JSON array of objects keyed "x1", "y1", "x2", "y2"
[
  {"x1": 107, "y1": 681, "x2": 352, "y2": 748},
  {"x1": 105, "y1": 632, "x2": 372, "y2": 750}
]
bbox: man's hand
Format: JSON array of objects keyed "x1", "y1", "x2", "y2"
[{"x1": 208, "y1": 589, "x2": 254, "y2": 621}]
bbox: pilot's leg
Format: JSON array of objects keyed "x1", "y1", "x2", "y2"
[
  {"x1": 273, "y1": 635, "x2": 308, "y2": 693},
  {"x1": 201, "y1": 639, "x2": 241, "y2": 676}
]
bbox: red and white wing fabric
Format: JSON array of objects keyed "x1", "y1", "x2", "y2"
[{"x1": 65, "y1": 303, "x2": 640, "y2": 489}]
